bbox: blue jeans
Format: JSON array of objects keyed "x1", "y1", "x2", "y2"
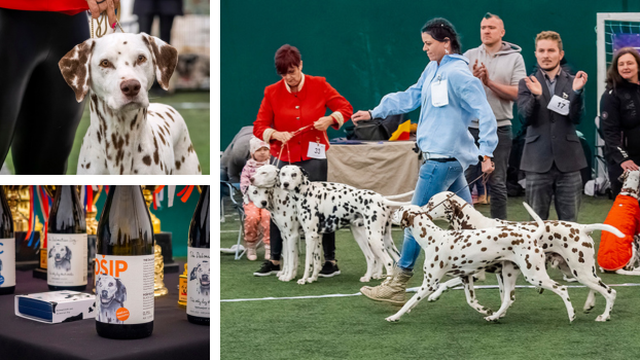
[{"x1": 397, "y1": 159, "x2": 472, "y2": 271}]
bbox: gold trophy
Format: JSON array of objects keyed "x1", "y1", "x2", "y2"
[
  {"x1": 142, "y1": 186, "x2": 169, "y2": 297},
  {"x1": 178, "y1": 264, "x2": 188, "y2": 308}
]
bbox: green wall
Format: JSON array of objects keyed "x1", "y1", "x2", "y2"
[{"x1": 221, "y1": 0, "x2": 640, "y2": 157}]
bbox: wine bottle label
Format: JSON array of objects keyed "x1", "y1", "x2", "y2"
[
  {"x1": 47, "y1": 233, "x2": 88, "y2": 286},
  {"x1": 95, "y1": 254, "x2": 155, "y2": 324},
  {"x1": 0, "y1": 238, "x2": 15, "y2": 288},
  {"x1": 187, "y1": 247, "x2": 210, "y2": 317}
]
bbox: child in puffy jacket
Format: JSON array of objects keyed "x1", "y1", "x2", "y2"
[{"x1": 240, "y1": 137, "x2": 271, "y2": 260}]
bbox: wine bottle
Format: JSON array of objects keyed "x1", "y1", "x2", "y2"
[
  {"x1": 187, "y1": 185, "x2": 210, "y2": 325},
  {"x1": 0, "y1": 187, "x2": 15, "y2": 295},
  {"x1": 47, "y1": 186, "x2": 87, "y2": 291},
  {"x1": 95, "y1": 186, "x2": 155, "y2": 339}
]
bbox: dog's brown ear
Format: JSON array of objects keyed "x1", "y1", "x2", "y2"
[
  {"x1": 618, "y1": 170, "x2": 630, "y2": 183},
  {"x1": 140, "y1": 33, "x2": 178, "y2": 90},
  {"x1": 401, "y1": 211, "x2": 415, "y2": 229},
  {"x1": 58, "y1": 39, "x2": 95, "y2": 102}
]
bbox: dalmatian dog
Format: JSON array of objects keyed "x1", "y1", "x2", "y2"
[
  {"x1": 598, "y1": 170, "x2": 640, "y2": 276},
  {"x1": 387, "y1": 202, "x2": 576, "y2": 323},
  {"x1": 58, "y1": 33, "x2": 201, "y2": 175},
  {"x1": 95, "y1": 274, "x2": 127, "y2": 324},
  {"x1": 279, "y1": 165, "x2": 406, "y2": 285},
  {"x1": 424, "y1": 191, "x2": 624, "y2": 322},
  {"x1": 189, "y1": 260, "x2": 210, "y2": 296},
  {"x1": 48, "y1": 244, "x2": 72, "y2": 272},
  {"x1": 249, "y1": 165, "x2": 399, "y2": 282}
]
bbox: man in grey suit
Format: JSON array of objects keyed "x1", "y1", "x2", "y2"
[{"x1": 517, "y1": 31, "x2": 588, "y2": 221}]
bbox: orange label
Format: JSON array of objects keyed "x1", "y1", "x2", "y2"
[{"x1": 116, "y1": 308, "x2": 130, "y2": 321}]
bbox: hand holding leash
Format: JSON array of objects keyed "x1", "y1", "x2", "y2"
[{"x1": 86, "y1": 0, "x2": 120, "y2": 29}]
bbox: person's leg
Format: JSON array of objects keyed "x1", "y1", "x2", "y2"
[
  {"x1": 243, "y1": 203, "x2": 259, "y2": 260},
  {"x1": 397, "y1": 160, "x2": 465, "y2": 270},
  {"x1": 607, "y1": 161, "x2": 623, "y2": 197},
  {"x1": 489, "y1": 125, "x2": 513, "y2": 219},
  {"x1": 260, "y1": 209, "x2": 271, "y2": 260},
  {"x1": 554, "y1": 169, "x2": 583, "y2": 222},
  {"x1": 525, "y1": 170, "x2": 554, "y2": 220},
  {"x1": 158, "y1": 14, "x2": 176, "y2": 43},
  {"x1": 137, "y1": 13, "x2": 155, "y2": 35},
  {"x1": 11, "y1": 11, "x2": 88, "y2": 174}
]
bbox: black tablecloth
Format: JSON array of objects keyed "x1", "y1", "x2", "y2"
[{"x1": 0, "y1": 262, "x2": 210, "y2": 360}]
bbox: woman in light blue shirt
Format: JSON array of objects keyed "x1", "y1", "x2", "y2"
[{"x1": 352, "y1": 17, "x2": 498, "y2": 305}]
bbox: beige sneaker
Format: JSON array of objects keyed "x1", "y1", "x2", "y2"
[
  {"x1": 360, "y1": 267, "x2": 412, "y2": 305},
  {"x1": 246, "y1": 243, "x2": 257, "y2": 261},
  {"x1": 264, "y1": 245, "x2": 271, "y2": 260}
]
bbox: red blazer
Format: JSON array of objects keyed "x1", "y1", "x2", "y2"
[
  {"x1": 0, "y1": 1, "x2": 88, "y2": 15},
  {"x1": 253, "y1": 75, "x2": 353, "y2": 163},
  {"x1": 598, "y1": 194, "x2": 640, "y2": 271}
]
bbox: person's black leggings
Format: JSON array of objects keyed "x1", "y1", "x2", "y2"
[
  {"x1": 0, "y1": 9, "x2": 89, "y2": 174},
  {"x1": 137, "y1": 14, "x2": 175, "y2": 43},
  {"x1": 269, "y1": 158, "x2": 336, "y2": 262}
]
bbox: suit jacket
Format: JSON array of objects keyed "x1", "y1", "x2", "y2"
[{"x1": 517, "y1": 68, "x2": 587, "y2": 173}]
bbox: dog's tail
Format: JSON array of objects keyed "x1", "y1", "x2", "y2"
[
  {"x1": 523, "y1": 202, "x2": 545, "y2": 240},
  {"x1": 383, "y1": 190, "x2": 415, "y2": 200},
  {"x1": 382, "y1": 199, "x2": 413, "y2": 207},
  {"x1": 580, "y1": 223, "x2": 625, "y2": 238}
]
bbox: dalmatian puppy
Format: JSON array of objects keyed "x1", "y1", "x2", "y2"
[
  {"x1": 598, "y1": 170, "x2": 640, "y2": 276},
  {"x1": 387, "y1": 203, "x2": 576, "y2": 323},
  {"x1": 95, "y1": 275, "x2": 127, "y2": 324},
  {"x1": 189, "y1": 260, "x2": 210, "y2": 296},
  {"x1": 48, "y1": 244, "x2": 72, "y2": 272},
  {"x1": 58, "y1": 33, "x2": 201, "y2": 175},
  {"x1": 279, "y1": 165, "x2": 405, "y2": 285},
  {"x1": 425, "y1": 191, "x2": 624, "y2": 322}
]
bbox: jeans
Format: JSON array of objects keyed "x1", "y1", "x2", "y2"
[
  {"x1": 465, "y1": 125, "x2": 512, "y2": 219},
  {"x1": 269, "y1": 158, "x2": 336, "y2": 261},
  {"x1": 397, "y1": 159, "x2": 472, "y2": 271},
  {"x1": 525, "y1": 163, "x2": 582, "y2": 221}
]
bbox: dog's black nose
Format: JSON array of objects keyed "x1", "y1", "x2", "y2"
[
  {"x1": 102, "y1": 290, "x2": 108, "y2": 297},
  {"x1": 261, "y1": 200, "x2": 267, "y2": 207},
  {"x1": 283, "y1": 182, "x2": 289, "y2": 188},
  {"x1": 121, "y1": 79, "x2": 141, "y2": 97}
]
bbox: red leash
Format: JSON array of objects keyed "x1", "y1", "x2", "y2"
[{"x1": 273, "y1": 124, "x2": 315, "y2": 168}]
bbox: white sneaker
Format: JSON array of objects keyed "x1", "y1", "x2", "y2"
[{"x1": 247, "y1": 246, "x2": 257, "y2": 261}]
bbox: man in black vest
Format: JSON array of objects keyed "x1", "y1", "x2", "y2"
[{"x1": 517, "y1": 31, "x2": 588, "y2": 221}]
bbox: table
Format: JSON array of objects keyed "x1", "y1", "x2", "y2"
[
  {"x1": 0, "y1": 262, "x2": 210, "y2": 360},
  {"x1": 327, "y1": 141, "x2": 421, "y2": 198}
]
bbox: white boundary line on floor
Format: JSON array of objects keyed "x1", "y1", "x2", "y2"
[{"x1": 220, "y1": 283, "x2": 640, "y2": 303}]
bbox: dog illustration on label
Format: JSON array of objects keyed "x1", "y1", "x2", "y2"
[
  {"x1": 49, "y1": 243, "x2": 72, "y2": 272},
  {"x1": 96, "y1": 274, "x2": 128, "y2": 324},
  {"x1": 190, "y1": 260, "x2": 210, "y2": 296}
]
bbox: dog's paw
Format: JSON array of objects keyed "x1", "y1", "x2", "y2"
[
  {"x1": 428, "y1": 288, "x2": 446, "y2": 302},
  {"x1": 385, "y1": 315, "x2": 401, "y2": 322},
  {"x1": 583, "y1": 304, "x2": 595, "y2": 313},
  {"x1": 595, "y1": 314, "x2": 610, "y2": 322},
  {"x1": 484, "y1": 315, "x2": 500, "y2": 322},
  {"x1": 359, "y1": 276, "x2": 372, "y2": 283},
  {"x1": 297, "y1": 278, "x2": 307, "y2": 285}
]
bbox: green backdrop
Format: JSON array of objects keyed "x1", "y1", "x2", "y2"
[
  {"x1": 30, "y1": 186, "x2": 203, "y2": 258},
  {"x1": 220, "y1": 0, "x2": 640, "y2": 158}
]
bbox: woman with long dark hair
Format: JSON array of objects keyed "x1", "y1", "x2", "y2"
[{"x1": 600, "y1": 47, "x2": 640, "y2": 195}]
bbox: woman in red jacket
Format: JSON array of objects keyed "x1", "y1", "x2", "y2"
[
  {"x1": 253, "y1": 44, "x2": 353, "y2": 277},
  {"x1": 0, "y1": 0, "x2": 117, "y2": 174}
]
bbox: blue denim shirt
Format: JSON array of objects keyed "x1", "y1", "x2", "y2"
[{"x1": 371, "y1": 54, "x2": 498, "y2": 170}]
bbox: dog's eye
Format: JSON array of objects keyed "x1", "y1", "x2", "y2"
[
  {"x1": 137, "y1": 55, "x2": 147, "y2": 64},
  {"x1": 99, "y1": 59, "x2": 111, "y2": 68}
]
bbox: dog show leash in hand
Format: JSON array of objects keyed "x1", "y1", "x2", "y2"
[
  {"x1": 272, "y1": 124, "x2": 316, "y2": 168},
  {"x1": 89, "y1": 4, "x2": 125, "y2": 39},
  {"x1": 422, "y1": 172, "x2": 490, "y2": 217}
]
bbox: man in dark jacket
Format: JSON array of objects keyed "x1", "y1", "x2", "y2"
[{"x1": 517, "y1": 31, "x2": 588, "y2": 221}]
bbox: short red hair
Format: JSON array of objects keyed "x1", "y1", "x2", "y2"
[{"x1": 274, "y1": 44, "x2": 301, "y2": 75}]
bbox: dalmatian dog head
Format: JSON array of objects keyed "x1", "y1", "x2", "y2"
[
  {"x1": 247, "y1": 185, "x2": 272, "y2": 209},
  {"x1": 424, "y1": 191, "x2": 458, "y2": 222},
  {"x1": 190, "y1": 260, "x2": 210, "y2": 289},
  {"x1": 250, "y1": 164, "x2": 280, "y2": 188},
  {"x1": 392, "y1": 205, "x2": 423, "y2": 228},
  {"x1": 619, "y1": 170, "x2": 640, "y2": 199},
  {"x1": 48, "y1": 243, "x2": 72, "y2": 268},
  {"x1": 96, "y1": 275, "x2": 127, "y2": 308},
  {"x1": 279, "y1": 165, "x2": 310, "y2": 191},
  {"x1": 58, "y1": 33, "x2": 178, "y2": 111}
]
